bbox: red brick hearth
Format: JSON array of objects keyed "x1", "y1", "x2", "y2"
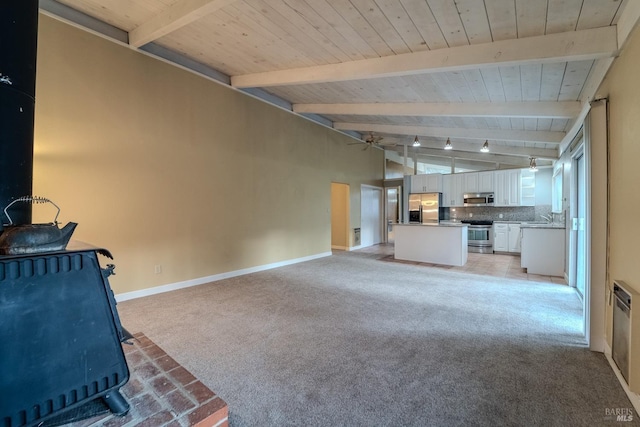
[{"x1": 64, "y1": 332, "x2": 228, "y2": 427}]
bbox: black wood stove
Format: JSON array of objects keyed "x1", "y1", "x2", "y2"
[{"x1": 0, "y1": 243, "x2": 131, "y2": 427}]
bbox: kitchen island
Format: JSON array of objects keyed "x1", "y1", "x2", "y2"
[{"x1": 393, "y1": 223, "x2": 468, "y2": 267}]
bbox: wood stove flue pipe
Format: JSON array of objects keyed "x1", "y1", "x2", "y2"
[{"x1": 0, "y1": 1, "x2": 39, "y2": 227}]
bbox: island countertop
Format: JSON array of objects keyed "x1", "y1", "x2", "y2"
[{"x1": 395, "y1": 222, "x2": 468, "y2": 228}]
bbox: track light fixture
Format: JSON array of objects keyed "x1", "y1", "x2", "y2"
[
  {"x1": 444, "y1": 137, "x2": 452, "y2": 150},
  {"x1": 413, "y1": 136, "x2": 420, "y2": 147},
  {"x1": 481, "y1": 140, "x2": 489, "y2": 153},
  {"x1": 529, "y1": 157, "x2": 538, "y2": 172}
]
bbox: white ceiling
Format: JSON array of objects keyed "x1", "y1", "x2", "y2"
[{"x1": 43, "y1": 0, "x2": 640, "y2": 169}]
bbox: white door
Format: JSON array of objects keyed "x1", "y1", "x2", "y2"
[
  {"x1": 574, "y1": 150, "x2": 586, "y2": 298},
  {"x1": 361, "y1": 186, "x2": 383, "y2": 247}
]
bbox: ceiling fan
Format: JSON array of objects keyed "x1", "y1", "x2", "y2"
[{"x1": 349, "y1": 132, "x2": 384, "y2": 150}]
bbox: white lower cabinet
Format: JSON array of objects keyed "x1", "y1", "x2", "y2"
[
  {"x1": 493, "y1": 224, "x2": 508, "y2": 252},
  {"x1": 493, "y1": 223, "x2": 521, "y2": 253},
  {"x1": 508, "y1": 224, "x2": 521, "y2": 253}
]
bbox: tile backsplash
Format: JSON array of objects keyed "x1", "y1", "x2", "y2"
[{"x1": 444, "y1": 205, "x2": 554, "y2": 222}]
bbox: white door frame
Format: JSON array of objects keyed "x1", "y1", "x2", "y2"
[
  {"x1": 569, "y1": 100, "x2": 607, "y2": 352},
  {"x1": 570, "y1": 142, "x2": 589, "y2": 345},
  {"x1": 360, "y1": 184, "x2": 384, "y2": 248},
  {"x1": 585, "y1": 100, "x2": 608, "y2": 352}
]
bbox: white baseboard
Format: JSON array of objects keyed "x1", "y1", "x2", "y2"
[
  {"x1": 115, "y1": 251, "x2": 332, "y2": 302},
  {"x1": 331, "y1": 245, "x2": 364, "y2": 251},
  {"x1": 604, "y1": 342, "x2": 640, "y2": 414}
]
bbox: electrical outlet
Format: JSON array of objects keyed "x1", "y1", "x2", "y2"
[
  {"x1": 499, "y1": 213, "x2": 503, "y2": 218},
  {"x1": 469, "y1": 213, "x2": 473, "y2": 217},
  {"x1": 154, "y1": 265, "x2": 162, "y2": 274}
]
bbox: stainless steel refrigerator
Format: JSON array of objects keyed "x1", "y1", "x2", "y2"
[{"x1": 408, "y1": 192, "x2": 442, "y2": 224}]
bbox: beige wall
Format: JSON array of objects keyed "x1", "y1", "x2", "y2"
[
  {"x1": 32, "y1": 16, "x2": 383, "y2": 294},
  {"x1": 596, "y1": 23, "x2": 640, "y2": 346},
  {"x1": 385, "y1": 159, "x2": 413, "y2": 178}
]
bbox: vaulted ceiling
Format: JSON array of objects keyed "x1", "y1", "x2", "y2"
[{"x1": 42, "y1": 0, "x2": 640, "y2": 170}]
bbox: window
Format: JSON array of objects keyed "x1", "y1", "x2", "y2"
[{"x1": 552, "y1": 165, "x2": 563, "y2": 213}]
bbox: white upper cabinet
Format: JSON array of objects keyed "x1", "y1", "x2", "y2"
[
  {"x1": 463, "y1": 172, "x2": 479, "y2": 193},
  {"x1": 452, "y1": 174, "x2": 465, "y2": 206},
  {"x1": 479, "y1": 171, "x2": 494, "y2": 193},
  {"x1": 520, "y1": 169, "x2": 536, "y2": 206},
  {"x1": 427, "y1": 174, "x2": 443, "y2": 193},
  {"x1": 552, "y1": 166, "x2": 563, "y2": 213},
  {"x1": 442, "y1": 174, "x2": 464, "y2": 207},
  {"x1": 494, "y1": 171, "x2": 507, "y2": 206},
  {"x1": 442, "y1": 175, "x2": 452, "y2": 207},
  {"x1": 494, "y1": 170, "x2": 521, "y2": 206},
  {"x1": 410, "y1": 174, "x2": 442, "y2": 193},
  {"x1": 410, "y1": 175, "x2": 421, "y2": 193},
  {"x1": 462, "y1": 171, "x2": 494, "y2": 194}
]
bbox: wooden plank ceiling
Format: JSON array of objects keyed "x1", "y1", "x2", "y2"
[{"x1": 52, "y1": 0, "x2": 629, "y2": 169}]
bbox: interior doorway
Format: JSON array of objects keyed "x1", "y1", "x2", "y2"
[
  {"x1": 361, "y1": 185, "x2": 383, "y2": 248},
  {"x1": 386, "y1": 187, "x2": 400, "y2": 243},
  {"x1": 331, "y1": 183, "x2": 350, "y2": 250}
]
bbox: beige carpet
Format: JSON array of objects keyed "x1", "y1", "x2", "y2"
[{"x1": 117, "y1": 247, "x2": 637, "y2": 426}]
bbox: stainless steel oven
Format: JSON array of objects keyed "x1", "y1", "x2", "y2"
[{"x1": 462, "y1": 220, "x2": 493, "y2": 253}]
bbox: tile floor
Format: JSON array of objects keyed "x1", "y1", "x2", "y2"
[{"x1": 363, "y1": 243, "x2": 567, "y2": 285}]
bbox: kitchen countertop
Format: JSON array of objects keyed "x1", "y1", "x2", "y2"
[
  {"x1": 492, "y1": 220, "x2": 565, "y2": 229},
  {"x1": 519, "y1": 223, "x2": 566, "y2": 229},
  {"x1": 396, "y1": 222, "x2": 467, "y2": 227},
  {"x1": 397, "y1": 221, "x2": 565, "y2": 229}
]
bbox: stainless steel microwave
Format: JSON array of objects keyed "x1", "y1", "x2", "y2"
[{"x1": 463, "y1": 193, "x2": 494, "y2": 207}]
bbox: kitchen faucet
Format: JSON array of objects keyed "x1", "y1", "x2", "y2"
[{"x1": 540, "y1": 214, "x2": 552, "y2": 223}]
